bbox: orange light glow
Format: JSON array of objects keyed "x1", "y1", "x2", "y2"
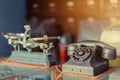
[
  {"x1": 66, "y1": 1, "x2": 75, "y2": 7},
  {"x1": 87, "y1": 17, "x2": 95, "y2": 22},
  {"x1": 110, "y1": 0, "x2": 118, "y2": 4},
  {"x1": 48, "y1": 2, "x2": 56, "y2": 8},
  {"x1": 67, "y1": 17, "x2": 75, "y2": 23},
  {"x1": 87, "y1": 0, "x2": 95, "y2": 6}
]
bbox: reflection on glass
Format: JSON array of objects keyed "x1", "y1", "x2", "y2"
[
  {"x1": 0, "y1": 64, "x2": 51, "y2": 80},
  {"x1": 61, "y1": 75, "x2": 109, "y2": 80},
  {"x1": 109, "y1": 69, "x2": 120, "y2": 80}
]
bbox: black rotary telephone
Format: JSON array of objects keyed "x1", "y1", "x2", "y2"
[{"x1": 62, "y1": 40, "x2": 116, "y2": 76}]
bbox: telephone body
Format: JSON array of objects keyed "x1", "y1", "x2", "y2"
[{"x1": 62, "y1": 40, "x2": 116, "y2": 76}]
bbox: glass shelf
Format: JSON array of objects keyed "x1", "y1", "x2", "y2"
[
  {"x1": 0, "y1": 63, "x2": 53, "y2": 80},
  {"x1": 0, "y1": 61, "x2": 120, "y2": 80}
]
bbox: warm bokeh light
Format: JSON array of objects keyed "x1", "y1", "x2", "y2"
[
  {"x1": 87, "y1": 17, "x2": 95, "y2": 22},
  {"x1": 110, "y1": 0, "x2": 118, "y2": 4},
  {"x1": 32, "y1": 3, "x2": 39, "y2": 8},
  {"x1": 67, "y1": 17, "x2": 75, "y2": 23},
  {"x1": 87, "y1": 0, "x2": 95, "y2": 6},
  {"x1": 28, "y1": 0, "x2": 120, "y2": 43},
  {"x1": 110, "y1": 0, "x2": 118, "y2": 8},
  {"x1": 48, "y1": 2, "x2": 56, "y2": 8},
  {"x1": 66, "y1": 1, "x2": 75, "y2": 7}
]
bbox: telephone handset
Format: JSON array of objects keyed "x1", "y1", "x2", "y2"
[
  {"x1": 62, "y1": 40, "x2": 117, "y2": 76},
  {"x1": 67, "y1": 40, "x2": 116, "y2": 63}
]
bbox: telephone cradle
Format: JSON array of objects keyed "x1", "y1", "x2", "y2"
[
  {"x1": 8, "y1": 50, "x2": 56, "y2": 66},
  {"x1": 62, "y1": 40, "x2": 116, "y2": 76}
]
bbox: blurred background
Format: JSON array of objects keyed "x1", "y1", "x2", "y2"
[
  {"x1": 1, "y1": 0, "x2": 120, "y2": 64},
  {"x1": 0, "y1": 0, "x2": 26, "y2": 56}
]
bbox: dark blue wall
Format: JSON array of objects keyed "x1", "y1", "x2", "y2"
[{"x1": 0, "y1": 0, "x2": 26, "y2": 56}]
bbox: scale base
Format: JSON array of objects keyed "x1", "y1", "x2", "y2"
[{"x1": 8, "y1": 50, "x2": 56, "y2": 66}]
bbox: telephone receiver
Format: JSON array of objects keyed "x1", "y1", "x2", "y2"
[{"x1": 68, "y1": 40, "x2": 116, "y2": 60}]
